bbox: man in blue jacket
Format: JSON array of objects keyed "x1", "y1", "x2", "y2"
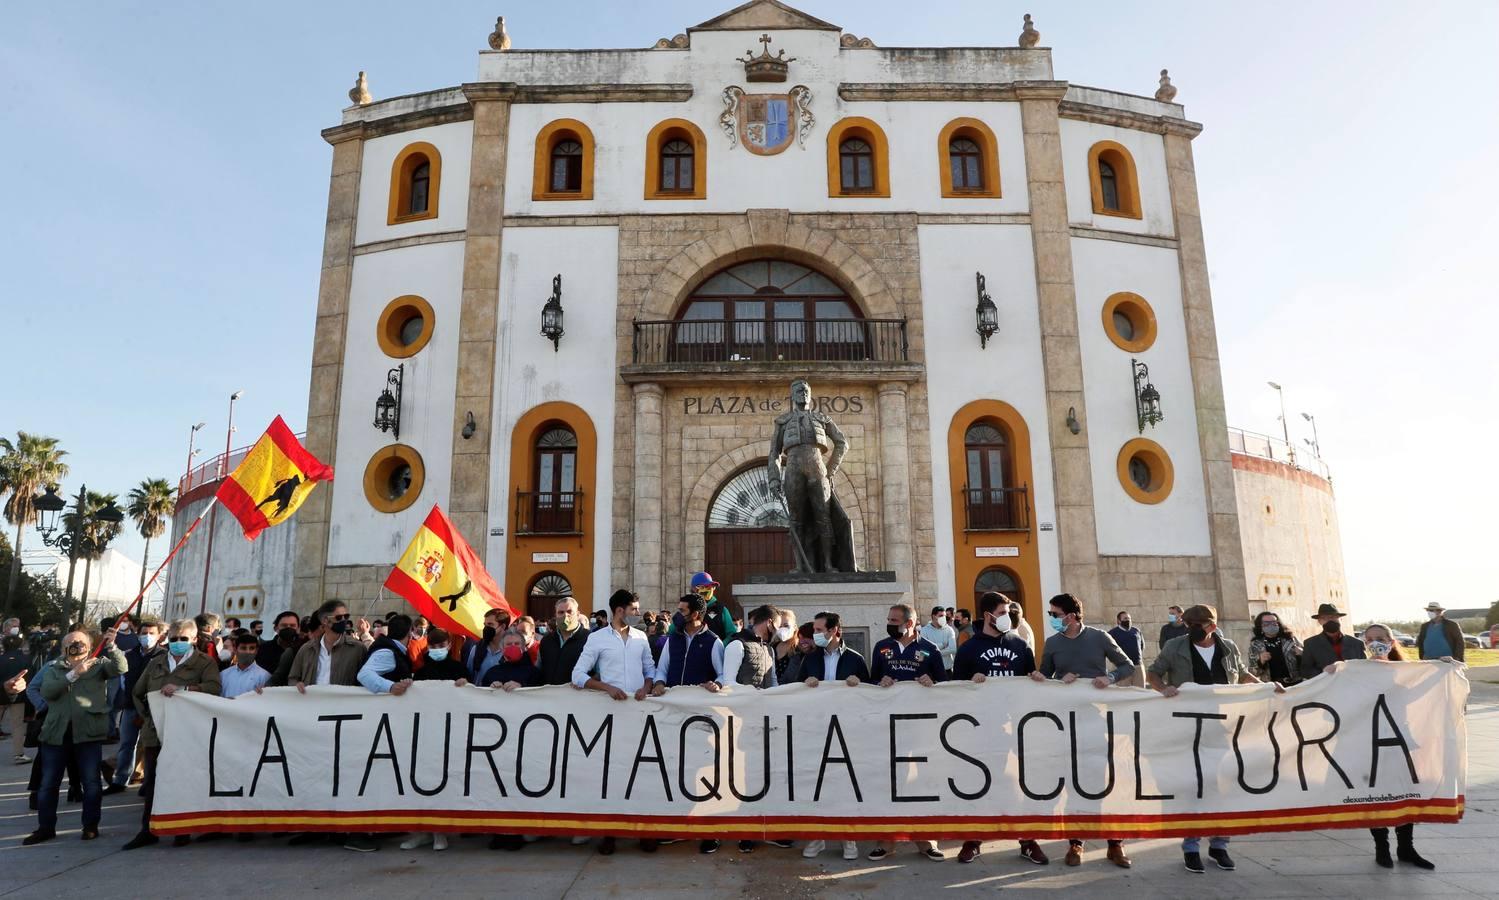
[{"x1": 104, "y1": 619, "x2": 161, "y2": 795}]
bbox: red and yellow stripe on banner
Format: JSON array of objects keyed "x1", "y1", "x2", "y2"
[
  {"x1": 215, "y1": 416, "x2": 333, "y2": 540},
  {"x1": 150, "y1": 797, "x2": 1463, "y2": 839}
]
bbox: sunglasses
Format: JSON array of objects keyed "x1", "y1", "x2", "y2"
[{"x1": 330, "y1": 614, "x2": 351, "y2": 622}]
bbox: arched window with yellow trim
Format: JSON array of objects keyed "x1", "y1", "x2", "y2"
[
  {"x1": 532, "y1": 119, "x2": 595, "y2": 201},
  {"x1": 826, "y1": 117, "x2": 890, "y2": 198},
  {"x1": 387, "y1": 142, "x2": 442, "y2": 225},
  {"x1": 1087, "y1": 140, "x2": 1141, "y2": 219},
  {"x1": 644, "y1": 118, "x2": 707, "y2": 200},
  {"x1": 937, "y1": 118, "x2": 1001, "y2": 198}
]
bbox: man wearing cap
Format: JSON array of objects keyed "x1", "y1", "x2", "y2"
[
  {"x1": 1299, "y1": 603, "x2": 1365, "y2": 678},
  {"x1": 689, "y1": 572, "x2": 737, "y2": 642},
  {"x1": 1416, "y1": 602, "x2": 1464, "y2": 663}
]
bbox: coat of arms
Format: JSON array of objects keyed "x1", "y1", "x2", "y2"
[{"x1": 720, "y1": 84, "x2": 813, "y2": 155}]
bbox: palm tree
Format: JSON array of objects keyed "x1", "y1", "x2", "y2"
[
  {"x1": 0, "y1": 432, "x2": 70, "y2": 604},
  {"x1": 127, "y1": 478, "x2": 177, "y2": 594},
  {"x1": 63, "y1": 491, "x2": 123, "y2": 623}
]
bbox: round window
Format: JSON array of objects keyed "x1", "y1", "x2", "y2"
[
  {"x1": 377, "y1": 295, "x2": 435, "y2": 358},
  {"x1": 1116, "y1": 438, "x2": 1174, "y2": 505},
  {"x1": 1101, "y1": 292, "x2": 1157, "y2": 352},
  {"x1": 363, "y1": 445, "x2": 425, "y2": 513}
]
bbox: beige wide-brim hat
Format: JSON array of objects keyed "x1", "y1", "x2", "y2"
[{"x1": 1424, "y1": 601, "x2": 1445, "y2": 612}]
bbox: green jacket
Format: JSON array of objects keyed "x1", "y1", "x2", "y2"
[
  {"x1": 1148, "y1": 634, "x2": 1249, "y2": 688},
  {"x1": 132, "y1": 649, "x2": 223, "y2": 748},
  {"x1": 38, "y1": 646, "x2": 128, "y2": 745}
]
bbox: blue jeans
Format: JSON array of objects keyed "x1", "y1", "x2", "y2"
[
  {"x1": 1182, "y1": 836, "x2": 1230, "y2": 853},
  {"x1": 39, "y1": 739, "x2": 103, "y2": 833},
  {"x1": 106, "y1": 679, "x2": 121, "y2": 738},
  {"x1": 112, "y1": 713, "x2": 141, "y2": 785}
]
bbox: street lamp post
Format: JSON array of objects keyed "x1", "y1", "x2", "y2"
[
  {"x1": 1267, "y1": 381, "x2": 1296, "y2": 466},
  {"x1": 32, "y1": 484, "x2": 124, "y2": 629},
  {"x1": 184, "y1": 421, "x2": 206, "y2": 490},
  {"x1": 1301, "y1": 412, "x2": 1321, "y2": 458},
  {"x1": 199, "y1": 391, "x2": 242, "y2": 615}
]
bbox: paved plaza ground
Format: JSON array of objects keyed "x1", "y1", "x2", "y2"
[{"x1": 2, "y1": 681, "x2": 1494, "y2": 899}]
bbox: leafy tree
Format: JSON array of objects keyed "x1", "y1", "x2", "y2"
[
  {"x1": 127, "y1": 478, "x2": 176, "y2": 593},
  {"x1": 0, "y1": 532, "x2": 69, "y2": 629},
  {"x1": 1486, "y1": 601, "x2": 1499, "y2": 630},
  {"x1": 0, "y1": 432, "x2": 70, "y2": 608}
]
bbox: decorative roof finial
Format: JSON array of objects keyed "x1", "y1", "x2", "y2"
[
  {"x1": 349, "y1": 71, "x2": 371, "y2": 106},
  {"x1": 1019, "y1": 13, "x2": 1040, "y2": 48},
  {"x1": 1155, "y1": 68, "x2": 1177, "y2": 102},
  {"x1": 488, "y1": 16, "x2": 511, "y2": 51},
  {"x1": 738, "y1": 33, "x2": 796, "y2": 83}
]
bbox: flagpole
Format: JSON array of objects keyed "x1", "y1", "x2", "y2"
[
  {"x1": 200, "y1": 391, "x2": 242, "y2": 614},
  {"x1": 94, "y1": 497, "x2": 218, "y2": 658}
]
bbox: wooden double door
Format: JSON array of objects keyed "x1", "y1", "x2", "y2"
[{"x1": 703, "y1": 527, "x2": 795, "y2": 617}]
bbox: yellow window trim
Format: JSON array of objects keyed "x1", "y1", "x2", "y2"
[
  {"x1": 937, "y1": 118, "x2": 1002, "y2": 199},
  {"x1": 644, "y1": 118, "x2": 707, "y2": 201},
  {"x1": 826, "y1": 117, "x2": 891, "y2": 198},
  {"x1": 376, "y1": 295, "x2": 436, "y2": 359},
  {"x1": 1087, "y1": 140, "x2": 1142, "y2": 220},
  {"x1": 363, "y1": 444, "x2": 425, "y2": 514},
  {"x1": 1100, "y1": 292, "x2": 1158, "y2": 353},
  {"x1": 1116, "y1": 438, "x2": 1174, "y2": 505},
  {"x1": 386, "y1": 142, "x2": 441, "y2": 226},
  {"x1": 532, "y1": 118, "x2": 595, "y2": 201}
]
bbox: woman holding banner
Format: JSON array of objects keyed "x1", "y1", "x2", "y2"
[{"x1": 1360, "y1": 624, "x2": 1436, "y2": 871}]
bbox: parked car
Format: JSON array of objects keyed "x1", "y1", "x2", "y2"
[
  {"x1": 1462, "y1": 633, "x2": 1481, "y2": 649},
  {"x1": 1393, "y1": 632, "x2": 1416, "y2": 648},
  {"x1": 1481, "y1": 631, "x2": 1493, "y2": 650}
]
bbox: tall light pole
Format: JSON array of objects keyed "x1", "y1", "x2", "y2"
[
  {"x1": 185, "y1": 421, "x2": 206, "y2": 490},
  {"x1": 199, "y1": 391, "x2": 242, "y2": 614},
  {"x1": 1301, "y1": 412, "x2": 1321, "y2": 458},
  {"x1": 1267, "y1": 381, "x2": 1296, "y2": 466}
]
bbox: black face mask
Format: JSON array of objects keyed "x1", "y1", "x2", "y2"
[
  {"x1": 482, "y1": 625, "x2": 497, "y2": 643},
  {"x1": 330, "y1": 619, "x2": 351, "y2": 635},
  {"x1": 1322, "y1": 620, "x2": 1341, "y2": 635},
  {"x1": 886, "y1": 624, "x2": 904, "y2": 640},
  {"x1": 1188, "y1": 625, "x2": 1210, "y2": 644},
  {"x1": 1118, "y1": 619, "x2": 1131, "y2": 628}
]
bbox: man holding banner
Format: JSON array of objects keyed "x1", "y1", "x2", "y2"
[{"x1": 1148, "y1": 604, "x2": 1277, "y2": 874}]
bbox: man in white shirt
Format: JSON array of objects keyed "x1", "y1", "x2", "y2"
[
  {"x1": 220, "y1": 632, "x2": 272, "y2": 699},
  {"x1": 571, "y1": 589, "x2": 659, "y2": 855},
  {"x1": 918, "y1": 605, "x2": 958, "y2": 671},
  {"x1": 798, "y1": 611, "x2": 869, "y2": 862}
]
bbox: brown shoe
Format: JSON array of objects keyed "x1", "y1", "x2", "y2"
[
  {"x1": 1106, "y1": 840, "x2": 1131, "y2": 868},
  {"x1": 958, "y1": 841, "x2": 981, "y2": 863},
  {"x1": 1065, "y1": 842, "x2": 1083, "y2": 866}
]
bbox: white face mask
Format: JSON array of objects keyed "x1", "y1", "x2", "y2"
[
  {"x1": 933, "y1": 616, "x2": 946, "y2": 627},
  {"x1": 775, "y1": 625, "x2": 793, "y2": 642},
  {"x1": 990, "y1": 611, "x2": 1012, "y2": 634},
  {"x1": 1426, "y1": 610, "x2": 1439, "y2": 621},
  {"x1": 218, "y1": 647, "x2": 232, "y2": 662}
]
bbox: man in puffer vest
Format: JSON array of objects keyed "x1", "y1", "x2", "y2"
[
  {"x1": 720, "y1": 604, "x2": 796, "y2": 854},
  {"x1": 650, "y1": 593, "x2": 724, "y2": 855}
]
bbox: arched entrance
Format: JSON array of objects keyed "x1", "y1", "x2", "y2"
[
  {"x1": 974, "y1": 566, "x2": 1023, "y2": 610},
  {"x1": 526, "y1": 571, "x2": 572, "y2": 622},
  {"x1": 704, "y1": 465, "x2": 793, "y2": 615}
]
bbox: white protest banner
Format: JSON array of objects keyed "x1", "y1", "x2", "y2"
[{"x1": 148, "y1": 661, "x2": 1467, "y2": 840}]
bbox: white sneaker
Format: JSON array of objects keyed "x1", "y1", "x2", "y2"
[
  {"x1": 802, "y1": 839, "x2": 826, "y2": 858},
  {"x1": 842, "y1": 841, "x2": 859, "y2": 860},
  {"x1": 570, "y1": 835, "x2": 591, "y2": 846},
  {"x1": 432, "y1": 834, "x2": 448, "y2": 851},
  {"x1": 13, "y1": 754, "x2": 30, "y2": 765},
  {"x1": 399, "y1": 833, "x2": 433, "y2": 850}
]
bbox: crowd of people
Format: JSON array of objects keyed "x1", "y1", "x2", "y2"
[{"x1": 0, "y1": 579, "x2": 1466, "y2": 875}]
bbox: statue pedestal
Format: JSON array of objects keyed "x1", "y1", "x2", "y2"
[{"x1": 733, "y1": 572, "x2": 908, "y2": 659}]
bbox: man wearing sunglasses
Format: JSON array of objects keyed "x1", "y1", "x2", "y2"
[
  {"x1": 287, "y1": 601, "x2": 366, "y2": 692},
  {"x1": 688, "y1": 572, "x2": 737, "y2": 641}
]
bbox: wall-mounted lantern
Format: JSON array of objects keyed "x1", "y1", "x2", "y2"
[
  {"x1": 974, "y1": 271, "x2": 999, "y2": 349},
  {"x1": 1133, "y1": 358, "x2": 1163, "y2": 433},
  {"x1": 374, "y1": 364, "x2": 404, "y2": 440},
  {"x1": 541, "y1": 274, "x2": 564, "y2": 352}
]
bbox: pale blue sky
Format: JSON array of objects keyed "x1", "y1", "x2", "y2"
[{"x1": 3, "y1": 2, "x2": 1495, "y2": 622}]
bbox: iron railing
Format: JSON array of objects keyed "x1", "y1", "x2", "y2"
[
  {"x1": 1228, "y1": 427, "x2": 1330, "y2": 481},
  {"x1": 962, "y1": 484, "x2": 1030, "y2": 532},
  {"x1": 514, "y1": 489, "x2": 585, "y2": 536},
  {"x1": 632, "y1": 318, "x2": 908, "y2": 364}
]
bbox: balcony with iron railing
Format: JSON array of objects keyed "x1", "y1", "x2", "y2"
[
  {"x1": 624, "y1": 317, "x2": 921, "y2": 383},
  {"x1": 514, "y1": 489, "x2": 585, "y2": 541},
  {"x1": 962, "y1": 484, "x2": 1031, "y2": 532},
  {"x1": 1228, "y1": 427, "x2": 1330, "y2": 482}
]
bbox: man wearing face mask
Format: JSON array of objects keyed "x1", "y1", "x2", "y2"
[
  {"x1": 123, "y1": 619, "x2": 222, "y2": 851},
  {"x1": 1107, "y1": 611, "x2": 1145, "y2": 687},
  {"x1": 463, "y1": 608, "x2": 514, "y2": 684},
  {"x1": 104, "y1": 619, "x2": 161, "y2": 795},
  {"x1": 356, "y1": 613, "x2": 416, "y2": 696},
  {"x1": 919, "y1": 605, "x2": 959, "y2": 671},
  {"x1": 689, "y1": 571, "x2": 738, "y2": 641},
  {"x1": 257, "y1": 610, "x2": 301, "y2": 675},
  {"x1": 1416, "y1": 602, "x2": 1464, "y2": 663},
  {"x1": 572, "y1": 589, "x2": 659, "y2": 855},
  {"x1": 953, "y1": 592, "x2": 1045, "y2": 866},
  {"x1": 287, "y1": 601, "x2": 367, "y2": 692},
  {"x1": 652, "y1": 595, "x2": 725, "y2": 698},
  {"x1": 791, "y1": 612, "x2": 865, "y2": 861},
  {"x1": 867, "y1": 604, "x2": 946, "y2": 862},
  {"x1": 1158, "y1": 605, "x2": 1187, "y2": 650},
  {"x1": 406, "y1": 616, "x2": 430, "y2": 671},
  {"x1": 23, "y1": 625, "x2": 127, "y2": 846},
  {"x1": 1298, "y1": 603, "x2": 1365, "y2": 679},
  {"x1": 221, "y1": 632, "x2": 272, "y2": 698},
  {"x1": 539, "y1": 597, "x2": 589, "y2": 687},
  {"x1": 720, "y1": 604, "x2": 791, "y2": 854},
  {"x1": 1032, "y1": 592, "x2": 1135, "y2": 868}
]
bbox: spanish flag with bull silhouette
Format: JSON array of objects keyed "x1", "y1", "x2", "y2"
[
  {"x1": 384, "y1": 504, "x2": 513, "y2": 639},
  {"x1": 215, "y1": 416, "x2": 334, "y2": 540}
]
